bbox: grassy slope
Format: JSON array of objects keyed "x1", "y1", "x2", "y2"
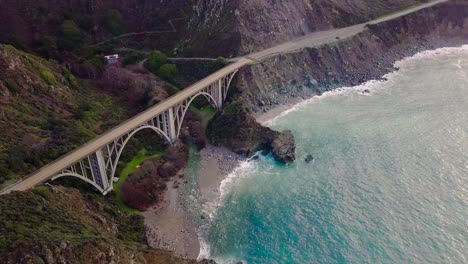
[
  {"x1": 0, "y1": 186, "x2": 212, "y2": 263},
  {"x1": 114, "y1": 149, "x2": 165, "y2": 214},
  {"x1": 0, "y1": 44, "x2": 126, "y2": 184}
]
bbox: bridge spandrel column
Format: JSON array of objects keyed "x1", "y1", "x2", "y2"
[
  {"x1": 89, "y1": 150, "x2": 112, "y2": 194},
  {"x1": 167, "y1": 109, "x2": 177, "y2": 143},
  {"x1": 217, "y1": 79, "x2": 223, "y2": 109}
]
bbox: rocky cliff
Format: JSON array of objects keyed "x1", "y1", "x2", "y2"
[
  {"x1": 207, "y1": 98, "x2": 295, "y2": 163},
  {"x1": 0, "y1": 0, "x2": 427, "y2": 58},
  {"x1": 183, "y1": 0, "x2": 426, "y2": 56},
  {"x1": 236, "y1": 0, "x2": 468, "y2": 111}
]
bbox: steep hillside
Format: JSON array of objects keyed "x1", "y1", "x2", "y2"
[
  {"x1": 183, "y1": 0, "x2": 426, "y2": 56},
  {"x1": 0, "y1": 0, "x2": 191, "y2": 57},
  {"x1": 0, "y1": 44, "x2": 128, "y2": 185},
  {"x1": 236, "y1": 0, "x2": 468, "y2": 111},
  {"x1": 0, "y1": 186, "x2": 215, "y2": 264},
  {"x1": 1, "y1": 0, "x2": 427, "y2": 59}
]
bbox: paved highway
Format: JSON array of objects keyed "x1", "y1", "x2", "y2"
[
  {"x1": 235, "y1": 0, "x2": 448, "y2": 62},
  {"x1": 0, "y1": 0, "x2": 448, "y2": 195}
]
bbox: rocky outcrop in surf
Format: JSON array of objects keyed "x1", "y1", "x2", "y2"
[
  {"x1": 207, "y1": 98, "x2": 296, "y2": 163},
  {"x1": 272, "y1": 130, "x2": 296, "y2": 164}
]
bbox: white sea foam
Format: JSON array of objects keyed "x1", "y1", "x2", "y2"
[
  {"x1": 262, "y1": 77, "x2": 394, "y2": 127},
  {"x1": 262, "y1": 45, "x2": 468, "y2": 127},
  {"x1": 197, "y1": 232, "x2": 211, "y2": 260},
  {"x1": 203, "y1": 156, "x2": 259, "y2": 220},
  {"x1": 198, "y1": 44, "x2": 468, "y2": 261},
  {"x1": 197, "y1": 155, "x2": 260, "y2": 260}
]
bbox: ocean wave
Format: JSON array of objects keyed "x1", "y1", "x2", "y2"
[
  {"x1": 197, "y1": 154, "x2": 261, "y2": 260},
  {"x1": 197, "y1": 232, "x2": 211, "y2": 260},
  {"x1": 262, "y1": 45, "x2": 468, "y2": 127},
  {"x1": 203, "y1": 155, "x2": 259, "y2": 220},
  {"x1": 198, "y1": 44, "x2": 468, "y2": 262}
]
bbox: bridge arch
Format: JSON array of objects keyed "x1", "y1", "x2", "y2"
[
  {"x1": 175, "y1": 91, "x2": 218, "y2": 139},
  {"x1": 52, "y1": 172, "x2": 105, "y2": 194},
  {"x1": 109, "y1": 125, "x2": 171, "y2": 185},
  {"x1": 51, "y1": 125, "x2": 171, "y2": 194}
]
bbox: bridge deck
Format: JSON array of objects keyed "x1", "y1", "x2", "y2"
[
  {"x1": 2, "y1": 58, "x2": 251, "y2": 192},
  {"x1": 0, "y1": 0, "x2": 448, "y2": 194}
]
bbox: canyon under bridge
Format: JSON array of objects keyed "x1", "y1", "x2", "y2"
[{"x1": 0, "y1": 0, "x2": 446, "y2": 195}]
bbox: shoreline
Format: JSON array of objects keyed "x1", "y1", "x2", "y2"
[
  {"x1": 143, "y1": 145, "x2": 244, "y2": 260},
  {"x1": 142, "y1": 43, "x2": 468, "y2": 260},
  {"x1": 142, "y1": 178, "x2": 200, "y2": 259}
]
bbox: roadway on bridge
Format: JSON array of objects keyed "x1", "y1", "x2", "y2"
[{"x1": 0, "y1": 0, "x2": 448, "y2": 195}]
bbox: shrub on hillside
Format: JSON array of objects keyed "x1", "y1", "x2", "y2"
[
  {"x1": 4, "y1": 79, "x2": 20, "y2": 94},
  {"x1": 57, "y1": 20, "x2": 82, "y2": 51},
  {"x1": 105, "y1": 9, "x2": 125, "y2": 36},
  {"x1": 40, "y1": 71, "x2": 57, "y2": 85},
  {"x1": 145, "y1": 50, "x2": 167, "y2": 74},
  {"x1": 157, "y1": 64, "x2": 178, "y2": 81},
  {"x1": 121, "y1": 174, "x2": 166, "y2": 211},
  {"x1": 122, "y1": 50, "x2": 146, "y2": 66}
]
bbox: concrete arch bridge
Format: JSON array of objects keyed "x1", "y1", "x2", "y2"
[
  {"x1": 2, "y1": 59, "x2": 250, "y2": 195},
  {"x1": 0, "y1": 0, "x2": 447, "y2": 195}
]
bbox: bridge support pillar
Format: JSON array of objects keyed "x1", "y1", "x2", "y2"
[
  {"x1": 167, "y1": 109, "x2": 177, "y2": 143},
  {"x1": 217, "y1": 79, "x2": 223, "y2": 109},
  {"x1": 90, "y1": 150, "x2": 112, "y2": 194}
]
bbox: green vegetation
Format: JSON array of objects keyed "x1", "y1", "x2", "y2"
[
  {"x1": 199, "y1": 106, "x2": 217, "y2": 129},
  {"x1": 144, "y1": 50, "x2": 179, "y2": 82},
  {"x1": 0, "y1": 45, "x2": 126, "y2": 184},
  {"x1": 58, "y1": 20, "x2": 82, "y2": 51},
  {"x1": 216, "y1": 56, "x2": 230, "y2": 65},
  {"x1": 145, "y1": 50, "x2": 168, "y2": 73},
  {"x1": 157, "y1": 63, "x2": 178, "y2": 81},
  {"x1": 121, "y1": 50, "x2": 147, "y2": 66},
  {"x1": 0, "y1": 187, "x2": 145, "y2": 259},
  {"x1": 61, "y1": 66, "x2": 79, "y2": 88},
  {"x1": 4, "y1": 79, "x2": 19, "y2": 94},
  {"x1": 113, "y1": 149, "x2": 165, "y2": 214},
  {"x1": 40, "y1": 70, "x2": 57, "y2": 85},
  {"x1": 105, "y1": 9, "x2": 125, "y2": 36}
]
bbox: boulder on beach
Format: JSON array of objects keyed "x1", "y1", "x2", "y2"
[
  {"x1": 272, "y1": 130, "x2": 296, "y2": 164},
  {"x1": 158, "y1": 161, "x2": 178, "y2": 178}
]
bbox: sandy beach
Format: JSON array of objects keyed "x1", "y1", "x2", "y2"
[
  {"x1": 142, "y1": 178, "x2": 200, "y2": 259},
  {"x1": 143, "y1": 145, "x2": 244, "y2": 259}
]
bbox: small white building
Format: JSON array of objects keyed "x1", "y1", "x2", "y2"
[{"x1": 104, "y1": 54, "x2": 120, "y2": 64}]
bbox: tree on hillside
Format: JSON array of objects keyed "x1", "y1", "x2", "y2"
[
  {"x1": 157, "y1": 64, "x2": 178, "y2": 81},
  {"x1": 105, "y1": 9, "x2": 125, "y2": 36},
  {"x1": 145, "y1": 50, "x2": 167, "y2": 74},
  {"x1": 58, "y1": 20, "x2": 82, "y2": 51}
]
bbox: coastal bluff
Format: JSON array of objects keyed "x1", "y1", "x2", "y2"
[{"x1": 207, "y1": 98, "x2": 296, "y2": 164}]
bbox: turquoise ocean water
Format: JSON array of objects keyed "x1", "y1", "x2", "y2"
[{"x1": 197, "y1": 46, "x2": 468, "y2": 264}]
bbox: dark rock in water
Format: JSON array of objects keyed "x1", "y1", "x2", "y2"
[
  {"x1": 362, "y1": 89, "x2": 370, "y2": 94},
  {"x1": 207, "y1": 97, "x2": 279, "y2": 157},
  {"x1": 272, "y1": 130, "x2": 296, "y2": 164},
  {"x1": 252, "y1": 155, "x2": 260, "y2": 160},
  {"x1": 305, "y1": 154, "x2": 314, "y2": 163},
  {"x1": 207, "y1": 98, "x2": 296, "y2": 164}
]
